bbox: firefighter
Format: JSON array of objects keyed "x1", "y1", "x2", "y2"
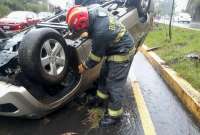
[{"x1": 66, "y1": 5, "x2": 135, "y2": 126}]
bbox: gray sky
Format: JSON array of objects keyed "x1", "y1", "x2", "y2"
[{"x1": 175, "y1": 0, "x2": 189, "y2": 12}]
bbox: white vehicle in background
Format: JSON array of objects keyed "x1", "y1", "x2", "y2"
[
  {"x1": 38, "y1": 12, "x2": 54, "y2": 20},
  {"x1": 176, "y1": 12, "x2": 192, "y2": 23}
]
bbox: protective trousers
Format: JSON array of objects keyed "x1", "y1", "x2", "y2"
[{"x1": 96, "y1": 56, "x2": 133, "y2": 118}]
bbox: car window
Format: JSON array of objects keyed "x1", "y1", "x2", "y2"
[{"x1": 26, "y1": 13, "x2": 34, "y2": 19}]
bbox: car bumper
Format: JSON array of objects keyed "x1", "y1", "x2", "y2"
[
  {"x1": 0, "y1": 81, "x2": 49, "y2": 118},
  {"x1": 0, "y1": 24, "x2": 24, "y2": 32}
]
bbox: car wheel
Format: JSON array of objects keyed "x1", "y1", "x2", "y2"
[
  {"x1": 19, "y1": 28, "x2": 69, "y2": 85},
  {"x1": 136, "y1": 0, "x2": 151, "y2": 17}
]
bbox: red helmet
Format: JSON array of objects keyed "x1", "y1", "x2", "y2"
[{"x1": 66, "y1": 6, "x2": 89, "y2": 32}]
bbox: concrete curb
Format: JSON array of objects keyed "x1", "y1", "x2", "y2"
[{"x1": 139, "y1": 45, "x2": 200, "y2": 122}]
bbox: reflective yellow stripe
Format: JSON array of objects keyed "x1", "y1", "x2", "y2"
[
  {"x1": 107, "y1": 55, "x2": 130, "y2": 62},
  {"x1": 107, "y1": 48, "x2": 136, "y2": 62},
  {"x1": 114, "y1": 25, "x2": 126, "y2": 43},
  {"x1": 109, "y1": 15, "x2": 116, "y2": 31},
  {"x1": 89, "y1": 52, "x2": 102, "y2": 62},
  {"x1": 108, "y1": 108, "x2": 123, "y2": 117},
  {"x1": 97, "y1": 90, "x2": 109, "y2": 99}
]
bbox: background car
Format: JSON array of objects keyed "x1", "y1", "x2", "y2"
[
  {"x1": 176, "y1": 12, "x2": 192, "y2": 23},
  {"x1": 38, "y1": 12, "x2": 54, "y2": 21},
  {"x1": 0, "y1": 11, "x2": 40, "y2": 32}
]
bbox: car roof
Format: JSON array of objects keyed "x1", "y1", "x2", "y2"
[{"x1": 9, "y1": 11, "x2": 36, "y2": 14}]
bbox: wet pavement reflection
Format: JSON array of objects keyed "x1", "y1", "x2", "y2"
[{"x1": 0, "y1": 82, "x2": 142, "y2": 135}]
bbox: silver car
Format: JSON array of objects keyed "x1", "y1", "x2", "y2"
[{"x1": 0, "y1": 0, "x2": 154, "y2": 118}]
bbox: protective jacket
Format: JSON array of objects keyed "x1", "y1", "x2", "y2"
[{"x1": 84, "y1": 7, "x2": 134, "y2": 69}]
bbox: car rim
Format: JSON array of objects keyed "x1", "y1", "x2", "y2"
[
  {"x1": 40, "y1": 39, "x2": 66, "y2": 76},
  {"x1": 141, "y1": 0, "x2": 150, "y2": 12}
]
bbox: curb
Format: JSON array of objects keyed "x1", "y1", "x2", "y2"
[{"x1": 139, "y1": 45, "x2": 200, "y2": 122}]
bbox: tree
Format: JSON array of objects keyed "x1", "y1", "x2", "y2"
[
  {"x1": 0, "y1": 5, "x2": 10, "y2": 17},
  {"x1": 0, "y1": 0, "x2": 48, "y2": 17},
  {"x1": 169, "y1": 0, "x2": 175, "y2": 40}
]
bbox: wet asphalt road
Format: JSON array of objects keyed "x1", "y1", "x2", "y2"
[
  {"x1": 133, "y1": 52, "x2": 200, "y2": 135},
  {"x1": 0, "y1": 82, "x2": 143, "y2": 135}
]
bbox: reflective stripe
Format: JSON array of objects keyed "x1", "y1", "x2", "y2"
[
  {"x1": 109, "y1": 15, "x2": 116, "y2": 31},
  {"x1": 108, "y1": 15, "x2": 126, "y2": 42},
  {"x1": 97, "y1": 90, "x2": 109, "y2": 99},
  {"x1": 107, "y1": 55, "x2": 130, "y2": 62},
  {"x1": 108, "y1": 108, "x2": 123, "y2": 117},
  {"x1": 107, "y1": 47, "x2": 136, "y2": 62},
  {"x1": 89, "y1": 52, "x2": 102, "y2": 62},
  {"x1": 114, "y1": 24, "x2": 126, "y2": 43}
]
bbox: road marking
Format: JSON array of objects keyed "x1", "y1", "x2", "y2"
[{"x1": 131, "y1": 81, "x2": 157, "y2": 135}]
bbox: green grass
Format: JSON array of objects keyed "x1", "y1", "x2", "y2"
[{"x1": 145, "y1": 24, "x2": 200, "y2": 92}]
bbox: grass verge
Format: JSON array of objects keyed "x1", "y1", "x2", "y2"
[{"x1": 145, "y1": 24, "x2": 200, "y2": 92}]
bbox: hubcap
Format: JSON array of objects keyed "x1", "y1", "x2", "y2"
[{"x1": 40, "y1": 39, "x2": 66, "y2": 76}]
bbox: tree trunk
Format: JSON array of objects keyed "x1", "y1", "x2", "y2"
[{"x1": 169, "y1": 0, "x2": 175, "y2": 41}]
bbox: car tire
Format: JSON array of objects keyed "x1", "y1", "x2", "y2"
[
  {"x1": 18, "y1": 28, "x2": 69, "y2": 85},
  {"x1": 136, "y1": 0, "x2": 151, "y2": 17}
]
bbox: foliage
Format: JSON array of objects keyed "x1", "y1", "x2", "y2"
[
  {"x1": 145, "y1": 24, "x2": 200, "y2": 91},
  {"x1": 0, "y1": 0, "x2": 48, "y2": 17},
  {"x1": 154, "y1": 0, "x2": 177, "y2": 16},
  {"x1": 0, "y1": 5, "x2": 11, "y2": 17}
]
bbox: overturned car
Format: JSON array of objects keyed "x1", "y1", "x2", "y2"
[{"x1": 0, "y1": 0, "x2": 154, "y2": 118}]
